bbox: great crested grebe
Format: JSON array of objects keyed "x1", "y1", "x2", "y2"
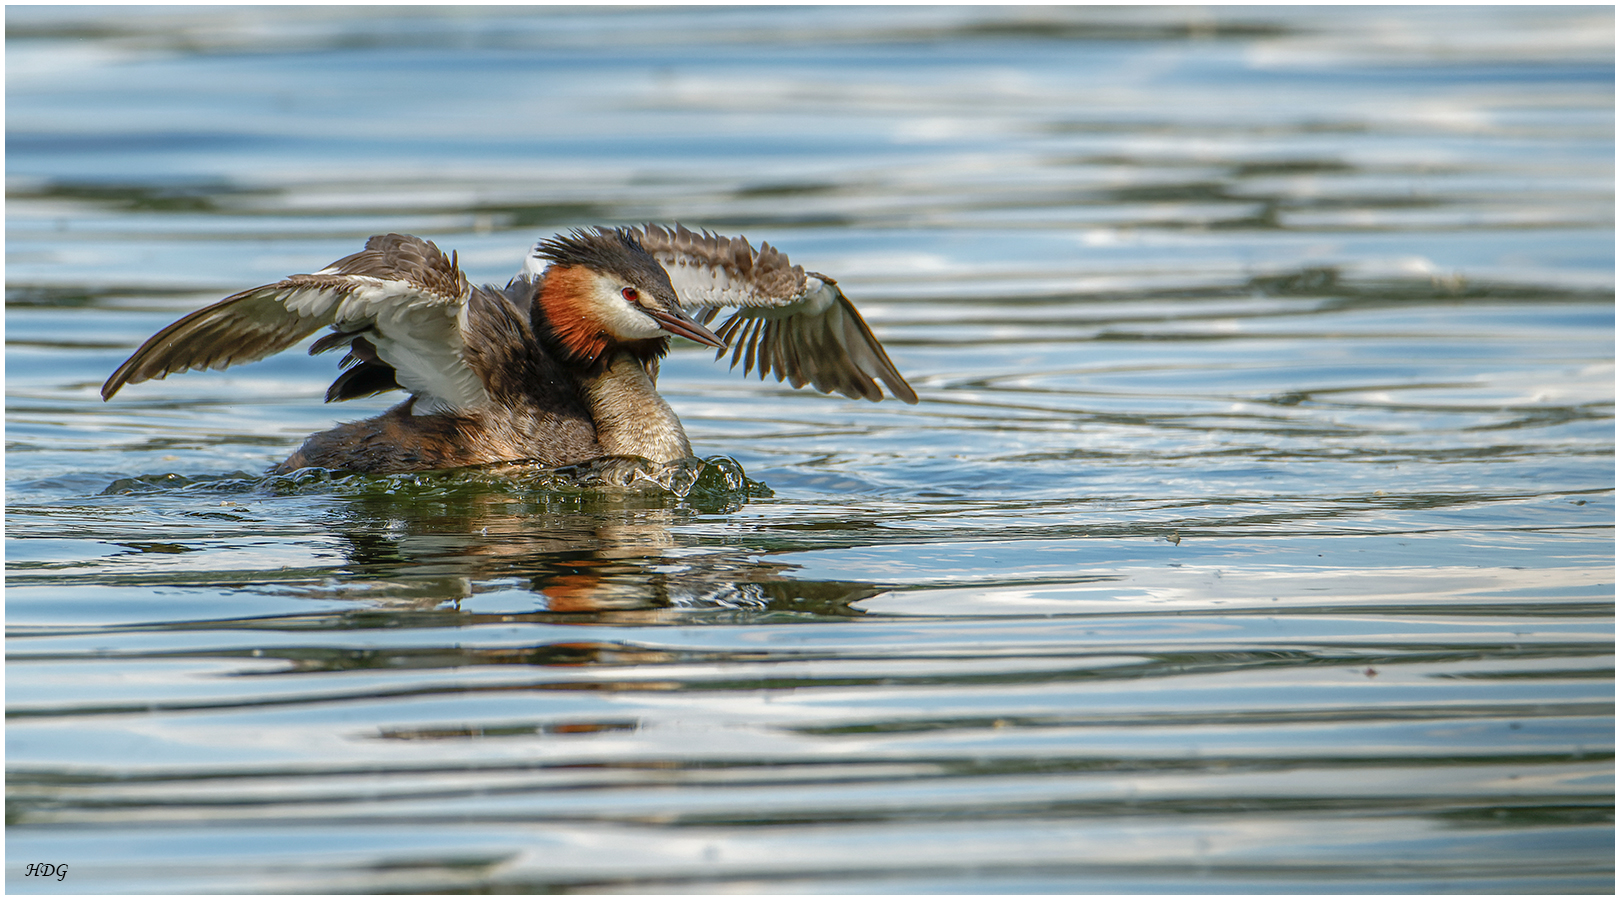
[{"x1": 101, "y1": 225, "x2": 917, "y2": 474}]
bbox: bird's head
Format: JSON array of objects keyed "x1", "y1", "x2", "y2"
[{"x1": 531, "y1": 228, "x2": 725, "y2": 363}]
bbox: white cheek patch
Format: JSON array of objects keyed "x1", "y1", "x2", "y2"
[{"x1": 590, "y1": 279, "x2": 668, "y2": 341}]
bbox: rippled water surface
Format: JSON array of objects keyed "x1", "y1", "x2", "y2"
[{"x1": 6, "y1": 6, "x2": 1614, "y2": 894}]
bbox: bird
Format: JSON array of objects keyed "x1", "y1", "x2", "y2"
[{"x1": 101, "y1": 224, "x2": 917, "y2": 475}]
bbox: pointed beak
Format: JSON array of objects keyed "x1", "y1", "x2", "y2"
[{"x1": 647, "y1": 306, "x2": 727, "y2": 349}]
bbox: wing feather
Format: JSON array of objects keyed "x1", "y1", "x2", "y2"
[
  {"x1": 628, "y1": 223, "x2": 917, "y2": 404},
  {"x1": 102, "y1": 234, "x2": 489, "y2": 414},
  {"x1": 101, "y1": 282, "x2": 347, "y2": 400}
]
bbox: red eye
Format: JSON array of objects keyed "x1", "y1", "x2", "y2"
[{"x1": 621, "y1": 287, "x2": 639, "y2": 302}]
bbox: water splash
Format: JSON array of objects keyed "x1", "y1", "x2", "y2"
[{"x1": 98, "y1": 454, "x2": 770, "y2": 508}]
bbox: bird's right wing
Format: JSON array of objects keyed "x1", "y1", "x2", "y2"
[
  {"x1": 102, "y1": 233, "x2": 487, "y2": 414},
  {"x1": 629, "y1": 223, "x2": 917, "y2": 404}
]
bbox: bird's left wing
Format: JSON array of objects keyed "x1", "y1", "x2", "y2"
[{"x1": 626, "y1": 223, "x2": 917, "y2": 403}]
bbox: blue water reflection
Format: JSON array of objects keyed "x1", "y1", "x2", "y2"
[{"x1": 6, "y1": 5, "x2": 1613, "y2": 894}]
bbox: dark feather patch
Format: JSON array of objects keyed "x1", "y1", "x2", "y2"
[
  {"x1": 310, "y1": 329, "x2": 366, "y2": 356},
  {"x1": 326, "y1": 362, "x2": 402, "y2": 402},
  {"x1": 531, "y1": 227, "x2": 676, "y2": 302}
]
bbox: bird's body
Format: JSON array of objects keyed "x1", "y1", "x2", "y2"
[{"x1": 102, "y1": 226, "x2": 915, "y2": 474}]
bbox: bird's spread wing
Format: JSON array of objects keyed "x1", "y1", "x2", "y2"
[
  {"x1": 102, "y1": 233, "x2": 489, "y2": 414},
  {"x1": 627, "y1": 223, "x2": 917, "y2": 403}
]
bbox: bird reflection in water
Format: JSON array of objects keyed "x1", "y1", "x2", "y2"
[{"x1": 285, "y1": 460, "x2": 881, "y2": 623}]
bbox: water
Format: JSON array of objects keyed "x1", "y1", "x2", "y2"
[{"x1": 6, "y1": 6, "x2": 1614, "y2": 893}]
